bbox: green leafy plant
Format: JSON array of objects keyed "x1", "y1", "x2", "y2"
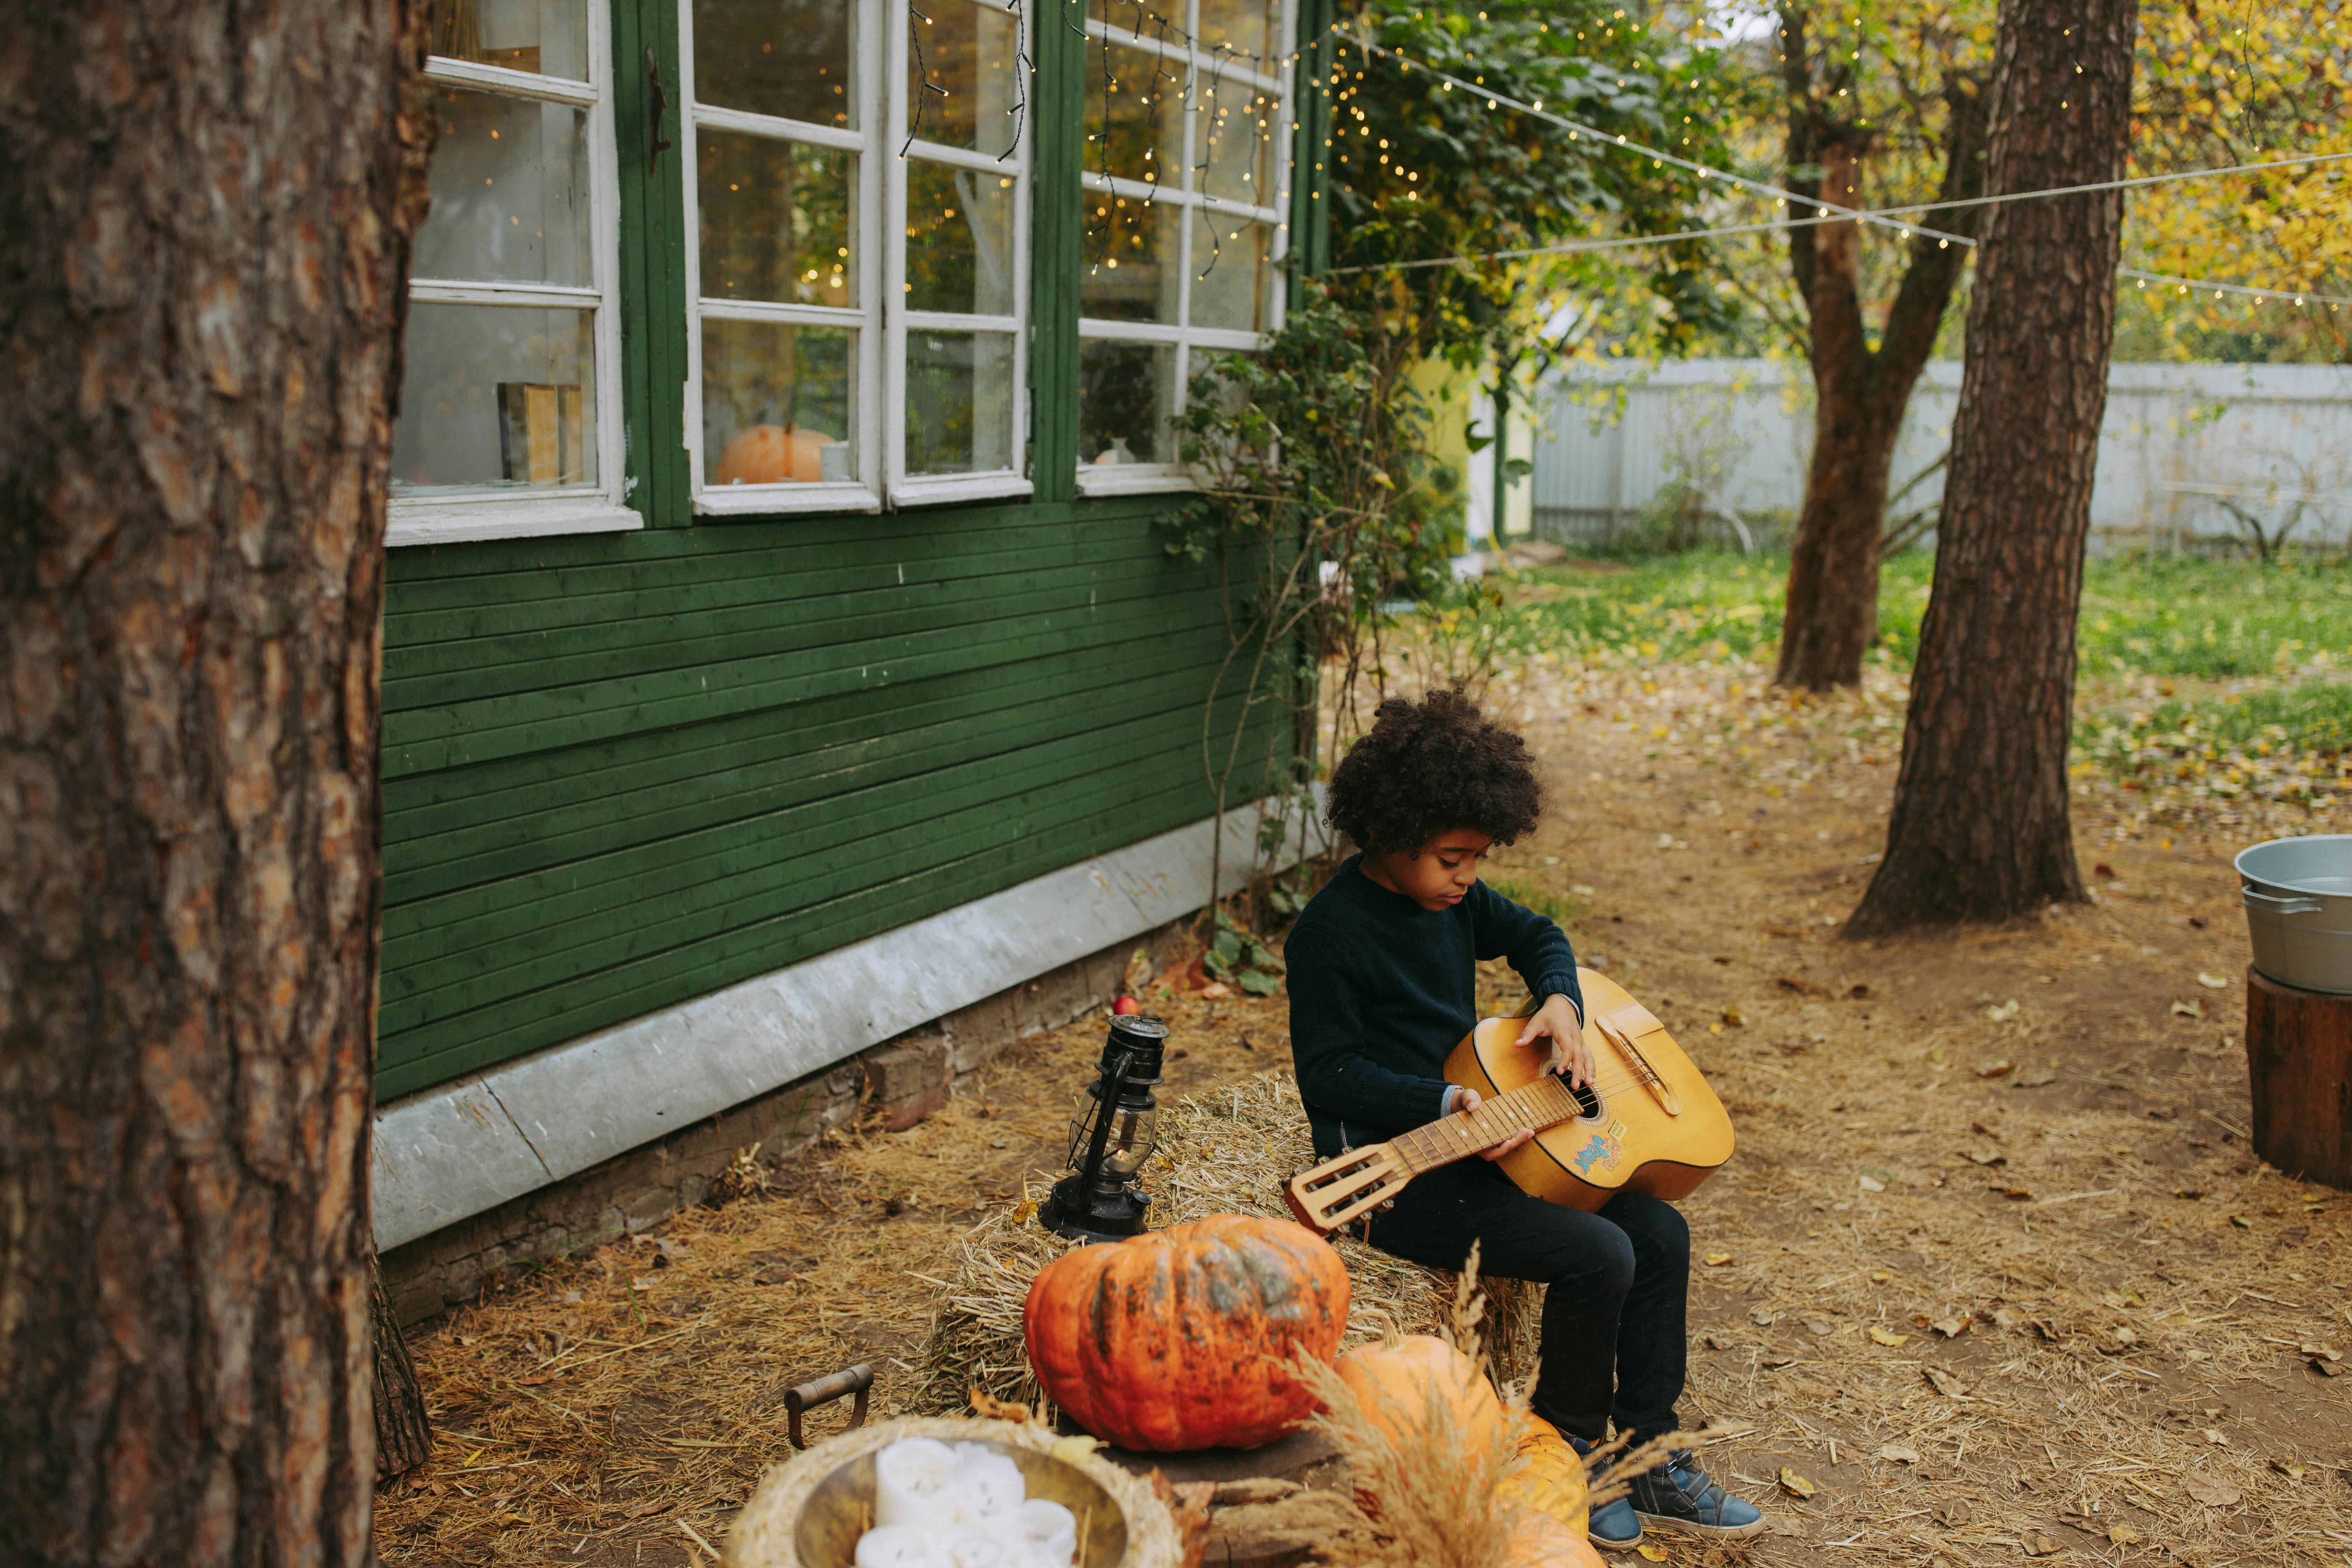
[{"x1": 1203, "y1": 908, "x2": 1287, "y2": 996}]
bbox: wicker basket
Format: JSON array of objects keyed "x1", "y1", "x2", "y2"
[{"x1": 722, "y1": 1416, "x2": 1182, "y2": 1568}]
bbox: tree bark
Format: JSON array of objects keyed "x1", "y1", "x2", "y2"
[
  {"x1": 1847, "y1": 0, "x2": 2138, "y2": 936},
  {"x1": 1773, "y1": 8, "x2": 1988, "y2": 692},
  {"x1": 372, "y1": 1267, "x2": 433, "y2": 1483},
  {"x1": 0, "y1": 2, "x2": 429, "y2": 1561}
]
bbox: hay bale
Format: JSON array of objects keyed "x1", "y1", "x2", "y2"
[{"x1": 918, "y1": 1070, "x2": 1541, "y2": 1414}]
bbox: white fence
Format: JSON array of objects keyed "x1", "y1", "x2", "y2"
[{"x1": 1530, "y1": 358, "x2": 2352, "y2": 553}]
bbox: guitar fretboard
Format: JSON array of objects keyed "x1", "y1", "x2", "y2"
[{"x1": 1391, "y1": 1074, "x2": 1586, "y2": 1175}]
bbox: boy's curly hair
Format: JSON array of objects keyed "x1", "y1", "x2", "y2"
[{"x1": 1325, "y1": 688, "x2": 1542, "y2": 853}]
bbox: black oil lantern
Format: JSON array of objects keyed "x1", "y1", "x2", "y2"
[{"x1": 1039, "y1": 1014, "x2": 1168, "y2": 1243}]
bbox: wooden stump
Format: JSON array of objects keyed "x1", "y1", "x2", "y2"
[{"x1": 2245, "y1": 966, "x2": 2352, "y2": 1190}]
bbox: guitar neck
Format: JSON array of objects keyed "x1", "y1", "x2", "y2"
[{"x1": 1390, "y1": 1074, "x2": 1584, "y2": 1176}]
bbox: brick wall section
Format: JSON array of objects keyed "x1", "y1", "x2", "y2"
[{"x1": 379, "y1": 919, "x2": 1184, "y2": 1326}]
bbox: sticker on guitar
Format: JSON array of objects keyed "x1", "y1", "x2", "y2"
[{"x1": 1570, "y1": 1116, "x2": 1630, "y2": 1176}]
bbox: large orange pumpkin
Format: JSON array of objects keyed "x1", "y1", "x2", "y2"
[
  {"x1": 1023, "y1": 1215, "x2": 1350, "y2": 1452},
  {"x1": 1331, "y1": 1334, "x2": 1507, "y2": 1460},
  {"x1": 713, "y1": 422, "x2": 835, "y2": 484},
  {"x1": 1496, "y1": 1413, "x2": 1593, "y2": 1538},
  {"x1": 1503, "y1": 1504, "x2": 1608, "y2": 1568}
]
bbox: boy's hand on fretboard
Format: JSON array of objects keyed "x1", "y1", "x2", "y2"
[
  {"x1": 1451, "y1": 1088, "x2": 1538, "y2": 1161},
  {"x1": 1516, "y1": 994, "x2": 1595, "y2": 1087}
]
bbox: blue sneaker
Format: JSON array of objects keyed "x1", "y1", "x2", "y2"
[
  {"x1": 1566, "y1": 1435, "x2": 1644, "y2": 1551},
  {"x1": 1627, "y1": 1451, "x2": 1767, "y2": 1539}
]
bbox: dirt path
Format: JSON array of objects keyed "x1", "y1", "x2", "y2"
[
  {"x1": 377, "y1": 660, "x2": 2350, "y2": 1568},
  {"x1": 1476, "y1": 662, "x2": 2351, "y2": 1567}
]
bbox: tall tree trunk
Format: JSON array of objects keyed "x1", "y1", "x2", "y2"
[
  {"x1": 1847, "y1": 0, "x2": 2138, "y2": 936},
  {"x1": 1773, "y1": 8, "x2": 1988, "y2": 691},
  {"x1": 0, "y1": 2, "x2": 428, "y2": 1560},
  {"x1": 1778, "y1": 136, "x2": 1900, "y2": 690}
]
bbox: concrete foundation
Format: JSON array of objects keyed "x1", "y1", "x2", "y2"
[{"x1": 378, "y1": 917, "x2": 1187, "y2": 1326}]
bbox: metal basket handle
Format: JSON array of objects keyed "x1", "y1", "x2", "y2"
[{"x1": 785, "y1": 1362, "x2": 874, "y2": 1450}]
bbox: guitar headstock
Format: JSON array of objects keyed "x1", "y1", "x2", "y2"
[{"x1": 1284, "y1": 1144, "x2": 1410, "y2": 1234}]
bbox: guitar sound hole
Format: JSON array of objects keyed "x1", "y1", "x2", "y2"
[{"x1": 1568, "y1": 1079, "x2": 1602, "y2": 1120}]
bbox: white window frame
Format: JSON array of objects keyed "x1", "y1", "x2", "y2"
[
  {"x1": 679, "y1": 0, "x2": 1033, "y2": 517},
  {"x1": 1074, "y1": 0, "x2": 1294, "y2": 498},
  {"x1": 388, "y1": 18, "x2": 638, "y2": 548}
]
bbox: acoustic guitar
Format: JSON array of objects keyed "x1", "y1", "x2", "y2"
[{"x1": 1284, "y1": 967, "x2": 1734, "y2": 1233}]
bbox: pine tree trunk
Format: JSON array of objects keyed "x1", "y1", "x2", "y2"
[
  {"x1": 373, "y1": 1266, "x2": 434, "y2": 1482},
  {"x1": 0, "y1": 2, "x2": 429, "y2": 1560},
  {"x1": 1847, "y1": 0, "x2": 2138, "y2": 936},
  {"x1": 1772, "y1": 40, "x2": 1989, "y2": 693}
]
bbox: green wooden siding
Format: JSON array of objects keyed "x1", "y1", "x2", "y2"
[
  {"x1": 372, "y1": 0, "x2": 1332, "y2": 1104},
  {"x1": 376, "y1": 496, "x2": 1283, "y2": 1101}
]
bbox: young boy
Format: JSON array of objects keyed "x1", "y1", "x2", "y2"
[{"x1": 1285, "y1": 689, "x2": 1763, "y2": 1549}]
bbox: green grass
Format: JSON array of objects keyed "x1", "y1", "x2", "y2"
[
  {"x1": 2099, "y1": 681, "x2": 2352, "y2": 754},
  {"x1": 1490, "y1": 549, "x2": 2352, "y2": 682},
  {"x1": 1490, "y1": 550, "x2": 1933, "y2": 670},
  {"x1": 1485, "y1": 876, "x2": 1581, "y2": 925},
  {"x1": 2075, "y1": 680, "x2": 2352, "y2": 806},
  {"x1": 2074, "y1": 557, "x2": 2352, "y2": 680}
]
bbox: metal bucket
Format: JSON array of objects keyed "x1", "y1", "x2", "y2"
[{"x1": 2236, "y1": 835, "x2": 2352, "y2": 995}]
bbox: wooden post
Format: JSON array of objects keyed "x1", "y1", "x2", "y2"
[{"x1": 2244, "y1": 966, "x2": 2352, "y2": 1190}]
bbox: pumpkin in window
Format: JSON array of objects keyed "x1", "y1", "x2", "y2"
[{"x1": 716, "y1": 422, "x2": 836, "y2": 484}]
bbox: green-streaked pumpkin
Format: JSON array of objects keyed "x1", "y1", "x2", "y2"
[{"x1": 1022, "y1": 1214, "x2": 1351, "y2": 1451}]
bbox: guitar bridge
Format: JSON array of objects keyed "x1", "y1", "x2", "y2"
[{"x1": 1598, "y1": 1008, "x2": 1684, "y2": 1116}]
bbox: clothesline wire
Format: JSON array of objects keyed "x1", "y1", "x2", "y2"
[
  {"x1": 1322, "y1": 33, "x2": 2350, "y2": 306},
  {"x1": 1328, "y1": 213, "x2": 2352, "y2": 305}
]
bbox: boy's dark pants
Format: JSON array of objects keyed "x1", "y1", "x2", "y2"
[{"x1": 1364, "y1": 1159, "x2": 1687, "y2": 1447}]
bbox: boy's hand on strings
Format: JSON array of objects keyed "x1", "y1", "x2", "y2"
[
  {"x1": 1460, "y1": 997, "x2": 1591, "y2": 1161},
  {"x1": 1517, "y1": 994, "x2": 1595, "y2": 1088}
]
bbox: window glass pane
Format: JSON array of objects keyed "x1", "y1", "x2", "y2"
[
  {"x1": 1189, "y1": 214, "x2": 1269, "y2": 331},
  {"x1": 1080, "y1": 196, "x2": 1178, "y2": 323},
  {"x1": 702, "y1": 319, "x2": 857, "y2": 484},
  {"x1": 694, "y1": 0, "x2": 857, "y2": 129},
  {"x1": 903, "y1": 160, "x2": 1016, "y2": 316},
  {"x1": 1083, "y1": 42, "x2": 1182, "y2": 191},
  {"x1": 428, "y1": 0, "x2": 589, "y2": 80},
  {"x1": 414, "y1": 88, "x2": 592, "y2": 286},
  {"x1": 392, "y1": 304, "x2": 598, "y2": 492},
  {"x1": 905, "y1": 330, "x2": 1016, "y2": 475},
  {"x1": 1194, "y1": 73, "x2": 1274, "y2": 208},
  {"x1": 1079, "y1": 341, "x2": 1177, "y2": 466},
  {"x1": 910, "y1": 0, "x2": 1023, "y2": 158},
  {"x1": 699, "y1": 132, "x2": 857, "y2": 307},
  {"x1": 1196, "y1": 0, "x2": 1277, "y2": 63}
]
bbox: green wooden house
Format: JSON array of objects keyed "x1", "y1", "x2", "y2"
[{"x1": 371, "y1": 0, "x2": 1339, "y2": 1271}]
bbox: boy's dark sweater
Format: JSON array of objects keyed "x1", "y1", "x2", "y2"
[{"x1": 1284, "y1": 854, "x2": 1582, "y2": 1159}]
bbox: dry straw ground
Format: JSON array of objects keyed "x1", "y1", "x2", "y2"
[{"x1": 376, "y1": 656, "x2": 2351, "y2": 1568}]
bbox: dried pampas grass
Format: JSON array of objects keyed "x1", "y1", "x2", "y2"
[
  {"x1": 1290, "y1": 1252, "x2": 1527, "y2": 1568},
  {"x1": 1296, "y1": 1253, "x2": 1691, "y2": 1568},
  {"x1": 916, "y1": 1070, "x2": 1542, "y2": 1413}
]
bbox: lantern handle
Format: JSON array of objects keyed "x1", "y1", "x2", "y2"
[{"x1": 1073, "y1": 1045, "x2": 1138, "y2": 1195}]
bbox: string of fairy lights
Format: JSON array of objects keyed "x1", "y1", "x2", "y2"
[
  {"x1": 1077, "y1": 0, "x2": 1296, "y2": 283},
  {"x1": 1234, "y1": 15, "x2": 2351, "y2": 314}
]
